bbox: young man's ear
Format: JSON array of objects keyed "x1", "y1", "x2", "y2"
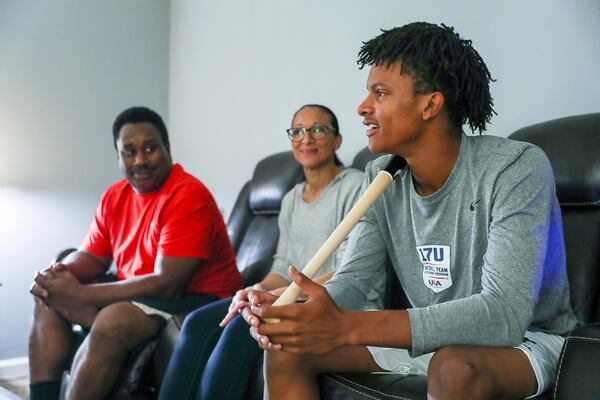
[{"x1": 422, "y1": 92, "x2": 445, "y2": 121}]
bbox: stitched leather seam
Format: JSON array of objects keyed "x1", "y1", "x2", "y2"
[
  {"x1": 552, "y1": 334, "x2": 600, "y2": 400},
  {"x1": 324, "y1": 374, "x2": 413, "y2": 400},
  {"x1": 553, "y1": 336, "x2": 568, "y2": 400},
  {"x1": 565, "y1": 335, "x2": 600, "y2": 343},
  {"x1": 560, "y1": 200, "x2": 600, "y2": 207}
]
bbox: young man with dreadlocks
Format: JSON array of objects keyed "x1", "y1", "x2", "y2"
[{"x1": 242, "y1": 22, "x2": 577, "y2": 399}]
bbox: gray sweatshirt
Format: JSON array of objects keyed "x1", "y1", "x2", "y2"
[
  {"x1": 270, "y1": 168, "x2": 364, "y2": 282},
  {"x1": 325, "y1": 133, "x2": 578, "y2": 357}
]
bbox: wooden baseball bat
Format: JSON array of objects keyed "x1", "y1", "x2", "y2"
[{"x1": 264, "y1": 156, "x2": 406, "y2": 323}]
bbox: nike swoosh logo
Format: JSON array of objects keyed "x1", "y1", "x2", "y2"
[{"x1": 469, "y1": 199, "x2": 481, "y2": 211}]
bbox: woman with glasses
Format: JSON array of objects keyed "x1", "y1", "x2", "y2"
[{"x1": 158, "y1": 104, "x2": 367, "y2": 400}]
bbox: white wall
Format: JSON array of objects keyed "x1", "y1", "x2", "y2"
[
  {"x1": 0, "y1": 0, "x2": 169, "y2": 360},
  {"x1": 2, "y1": 0, "x2": 599, "y2": 361},
  {"x1": 169, "y1": 0, "x2": 600, "y2": 217}
]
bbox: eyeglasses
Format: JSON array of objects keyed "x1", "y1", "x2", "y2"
[{"x1": 286, "y1": 124, "x2": 336, "y2": 142}]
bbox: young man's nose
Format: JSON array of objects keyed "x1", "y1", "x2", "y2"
[{"x1": 357, "y1": 97, "x2": 372, "y2": 117}]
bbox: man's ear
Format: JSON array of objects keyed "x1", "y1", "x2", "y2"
[{"x1": 422, "y1": 92, "x2": 445, "y2": 121}]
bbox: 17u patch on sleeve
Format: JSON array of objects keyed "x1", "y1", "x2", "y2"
[{"x1": 416, "y1": 245, "x2": 452, "y2": 293}]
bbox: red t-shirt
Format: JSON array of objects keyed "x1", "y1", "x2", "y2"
[{"x1": 82, "y1": 163, "x2": 242, "y2": 298}]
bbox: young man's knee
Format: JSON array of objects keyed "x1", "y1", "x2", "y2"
[
  {"x1": 264, "y1": 350, "x2": 313, "y2": 376},
  {"x1": 428, "y1": 346, "x2": 492, "y2": 399}
]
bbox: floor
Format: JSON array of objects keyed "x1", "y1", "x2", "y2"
[{"x1": 0, "y1": 376, "x2": 27, "y2": 400}]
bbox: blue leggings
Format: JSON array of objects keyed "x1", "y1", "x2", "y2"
[{"x1": 158, "y1": 298, "x2": 262, "y2": 400}]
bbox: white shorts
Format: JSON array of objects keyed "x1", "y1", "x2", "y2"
[
  {"x1": 367, "y1": 330, "x2": 564, "y2": 398},
  {"x1": 131, "y1": 301, "x2": 172, "y2": 320}
]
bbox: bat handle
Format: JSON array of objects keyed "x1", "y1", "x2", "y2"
[{"x1": 262, "y1": 283, "x2": 302, "y2": 323}]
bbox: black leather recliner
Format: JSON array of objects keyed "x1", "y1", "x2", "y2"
[
  {"x1": 227, "y1": 151, "x2": 304, "y2": 286},
  {"x1": 318, "y1": 113, "x2": 600, "y2": 400},
  {"x1": 514, "y1": 113, "x2": 600, "y2": 400}
]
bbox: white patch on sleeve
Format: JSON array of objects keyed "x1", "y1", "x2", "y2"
[{"x1": 416, "y1": 245, "x2": 452, "y2": 293}]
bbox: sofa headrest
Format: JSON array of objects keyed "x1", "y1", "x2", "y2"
[
  {"x1": 352, "y1": 147, "x2": 381, "y2": 172},
  {"x1": 509, "y1": 113, "x2": 600, "y2": 207},
  {"x1": 249, "y1": 151, "x2": 304, "y2": 214}
]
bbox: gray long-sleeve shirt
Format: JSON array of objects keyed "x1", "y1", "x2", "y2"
[
  {"x1": 325, "y1": 133, "x2": 577, "y2": 357},
  {"x1": 270, "y1": 168, "x2": 364, "y2": 282}
]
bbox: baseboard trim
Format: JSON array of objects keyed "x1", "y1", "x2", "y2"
[{"x1": 0, "y1": 357, "x2": 28, "y2": 380}]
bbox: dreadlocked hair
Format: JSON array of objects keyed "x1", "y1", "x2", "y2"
[{"x1": 357, "y1": 22, "x2": 496, "y2": 134}]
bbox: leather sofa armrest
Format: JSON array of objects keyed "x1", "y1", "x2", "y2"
[
  {"x1": 553, "y1": 322, "x2": 600, "y2": 399},
  {"x1": 241, "y1": 259, "x2": 274, "y2": 287},
  {"x1": 53, "y1": 247, "x2": 77, "y2": 263},
  {"x1": 319, "y1": 373, "x2": 427, "y2": 400}
]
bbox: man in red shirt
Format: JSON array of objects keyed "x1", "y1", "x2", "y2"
[{"x1": 28, "y1": 106, "x2": 242, "y2": 400}]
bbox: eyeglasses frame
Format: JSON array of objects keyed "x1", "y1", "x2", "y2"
[{"x1": 286, "y1": 124, "x2": 337, "y2": 142}]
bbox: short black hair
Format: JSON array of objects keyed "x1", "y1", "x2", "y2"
[
  {"x1": 112, "y1": 106, "x2": 170, "y2": 152},
  {"x1": 292, "y1": 104, "x2": 343, "y2": 167},
  {"x1": 357, "y1": 22, "x2": 496, "y2": 134}
]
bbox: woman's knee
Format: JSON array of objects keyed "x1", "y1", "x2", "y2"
[
  {"x1": 428, "y1": 346, "x2": 492, "y2": 399},
  {"x1": 223, "y1": 314, "x2": 252, "y2": 340},
  {"x1": 181, "y1": 298, "x2": 230, "y2": 332},
  {"x1": 178, "y1": 303, "x2": 229, "y2": 348}
]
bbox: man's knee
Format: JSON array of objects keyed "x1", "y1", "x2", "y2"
[
  {"x1": 428, "y1": 346, "x2": 492, "y2": 399},
  {"x1": 89, "y1": 302, "x2": 165, "y2": 350},
  {"x1": 88, "y1": 302, "x2": 154, "y2": 350},
  {"x1": 29, "y1": 303, "x2": 74, "y2": 381},
  {"x1": 32, "y1": 301, "x2": 65, "y2": 327},
  {"x1": 29, "y1": 303, "x2": 71, "y2": 352}
]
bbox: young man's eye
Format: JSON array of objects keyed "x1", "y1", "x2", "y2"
[
  {"x1": 121, "y1": 149, "x2": 134, "y2": 157},
  {"x1": 376, "y1": 90, "x2": 385, "y2": 97}
]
